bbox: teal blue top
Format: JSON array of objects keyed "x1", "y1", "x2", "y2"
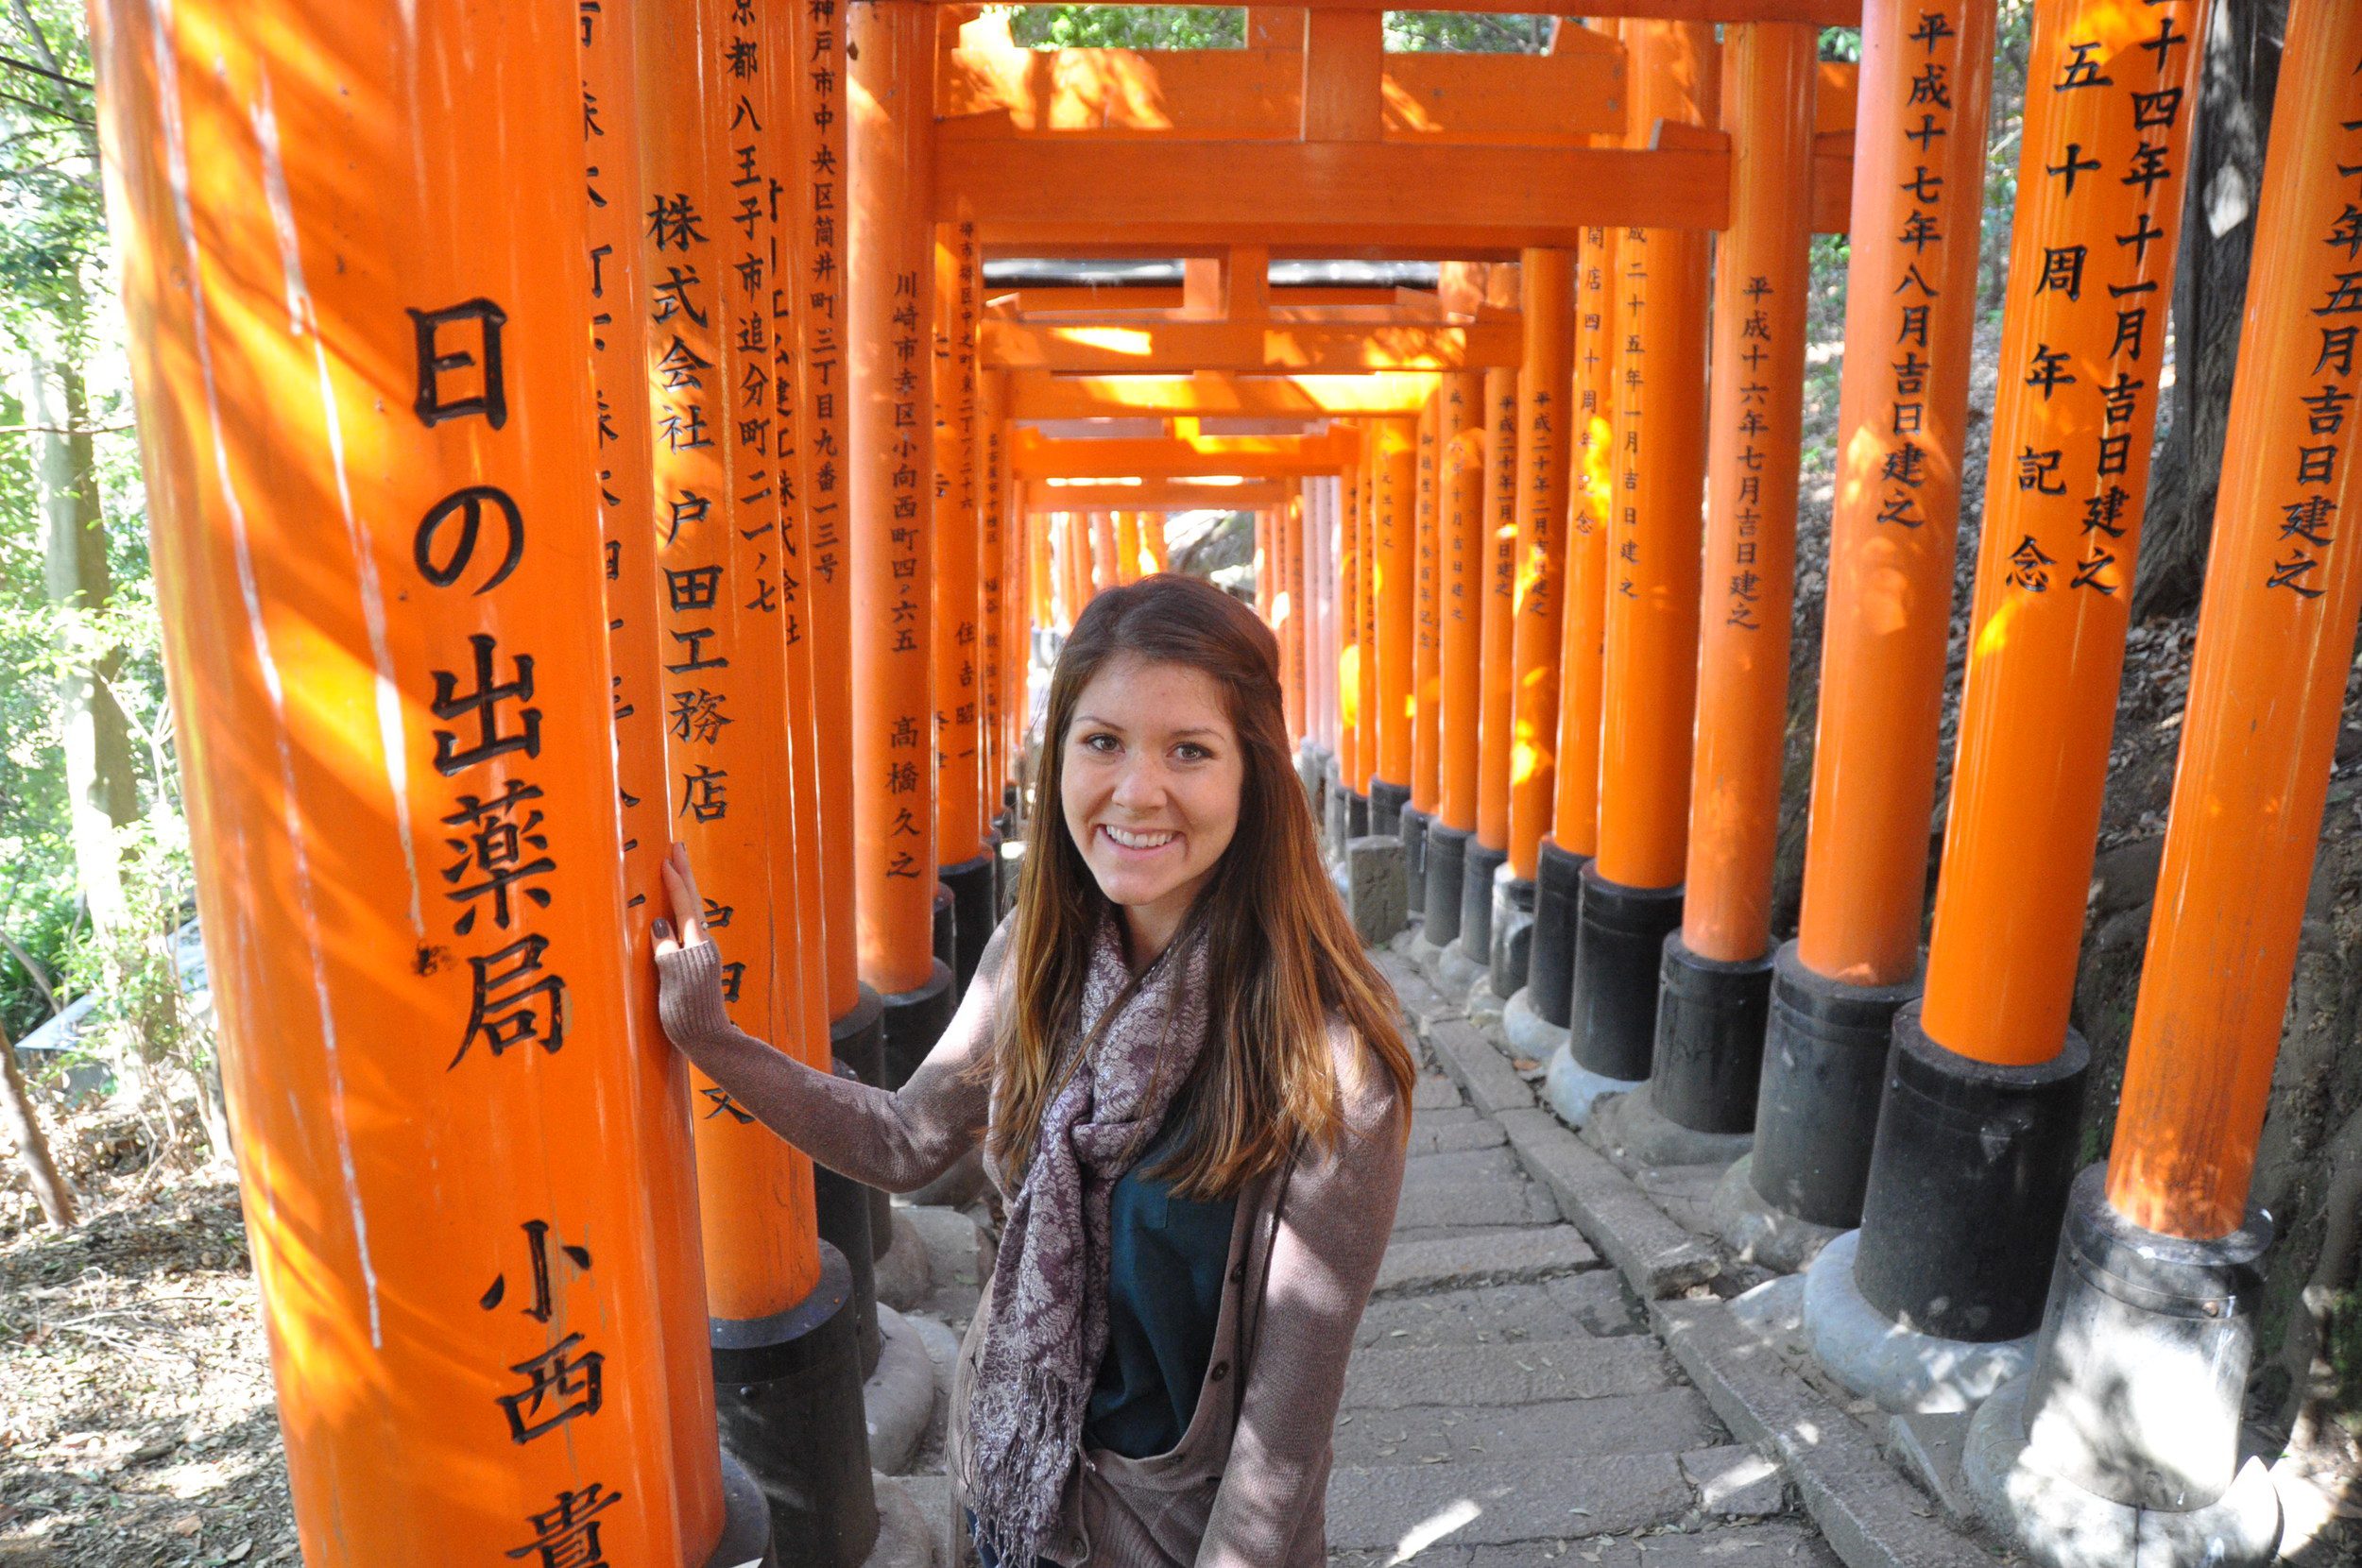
[{"x1": 1083, "y1": 1107, "x2": 1240, "y2": 1459}]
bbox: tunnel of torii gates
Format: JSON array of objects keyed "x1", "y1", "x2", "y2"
[{"x1": 79, "y1": 0, "x2": 2361, "y2": 1559}]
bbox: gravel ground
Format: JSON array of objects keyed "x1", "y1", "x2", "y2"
[{"x1": 1, "y1": 1118, "x2": 295, "y2": 1568}]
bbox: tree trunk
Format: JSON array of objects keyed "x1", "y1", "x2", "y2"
[
  {"x1": 24, "y1": 347, "x2": 139, "y2": 929},
  {"x1": 2132, "y1": 0, "x2": 2286, "y2": 622},
  {"x1": 1, "y1": 1022, "x2": 76, "y2": 1228}
]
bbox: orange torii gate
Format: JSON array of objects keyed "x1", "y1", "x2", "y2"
[{"x1": 100, "y1": 1, "x2": 2362, "y2": 1564}]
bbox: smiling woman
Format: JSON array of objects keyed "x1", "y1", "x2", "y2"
[{"x1": 652, "y1": 571, "x2": 1414, "y2": 1566}]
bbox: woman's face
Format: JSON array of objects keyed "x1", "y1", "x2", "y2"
[{"x1": 1060, "y1": 654, "x2": 1243, "y2": 958}]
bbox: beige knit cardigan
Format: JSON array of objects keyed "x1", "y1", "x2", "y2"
[{"x1": 657, "y1": 922, "x2": 1409, "y2": 1566}]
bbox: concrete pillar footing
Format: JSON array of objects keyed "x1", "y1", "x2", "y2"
[
  {"x1": 1501, "y1": 985, "x2": 1569, "y2": 1061},
  {"x1": 1434, "y1": 940, "x2": 1486, "y2": 996},
  {"x1": 707, "y1": 1449, "x2": 779, "y2": 1568},
  {"x1": 862, "y1": 1304, "x2": 942, "y2": 1476},
  {"x1": 1709, "y1": 1154, "x2": 1846, "y2": 1273},
  {"x1": 1804, "y1": 1230, "x2": 2033, "y2": 1415},
  {"x1": 1961, "y1": 1378, "x2": 2283, "y2": 1568},
  {"x1": 1463, "y1": 971, "x2": 1509, "y2": 1027},
  {"x1": 1543, "y1": 1040, "x2": 1643, "y2": 1129},
  {"x1": 1585, "y1": 1082, "x2": 1755, "y2": 1171},
  {"x1": 1410, "y1": 932, "x2": 1456, "y2": 983},
  {"x1": 862, "y1": 1474, "x2": 947, "y2": 1568}
]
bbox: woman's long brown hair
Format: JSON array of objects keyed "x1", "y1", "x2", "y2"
[{"x1": 987, "y1": 572, "x2": 1415, "y2": 1200}]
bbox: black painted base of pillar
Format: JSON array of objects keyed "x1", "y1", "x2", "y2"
[
  {"x1": 1488, "y1": 872, "x2": 1536, "y2": 999},
  {"x1": 1369, "y1": 778, "x2": 1410, "y2": 839},
  {"x1": 1003, "y1": 780, "x2": 1021, "y2": 817},
  {"x1": 1347, "y1": 789, "x2": 1370, "y2": 840},
  {"x1": 1570, "y1": 865, "x2": 1684, "y2": 1082},
  {"x1": 1528, "y1": 840, "x2": 1586, "y2": 1029},
  {"x1": 931, "y1": 883, "x2": 955, "y2": 974},
  {"x1": 713, "y1": 1244, "x2": 879, "y2": 1568},
  {"x1": 1459, "y1": 842, "x2": 1509, "y2": 966},
  {"x1": 1854, "y1": 1004, "x2": 2090, "y2": 1343},
  {"x1": 705, "y1": 1450, "x2": 777, "y2": 1568},
  {"x1": 816, "y1": 1056, "x2": 881, "y2": 1377},
  {"x1": 939, "y1": 851, "x2": 996, "y2": 997},
  {"x1": 1423, "y1": 824, "x2": 1470, "y2": 945},
  {"x1": 1650, "y1": 936, "x2": 1773, "y2": 1136},
  {"x1": 879, "y1": 961, "x2": 955, "y2": 1090},
  {"x1": 830, "y1": 987, "x2": 893, "y2": 1258},
  {"x1": 1749, "y1": 942, "x2": 1919, "y2": 1231},
  {"x1": 1400, "y1": 808, "x2": 1431, "y2": 910}
]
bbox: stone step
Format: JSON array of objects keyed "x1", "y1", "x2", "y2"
[
  {"x1": 1392, "y1": 1178, "x2": 1560, "y2": 1231},
  {"x1": 1325, "y1": 1451, "x2": 1693, "y2": 1549},
  {"x1": 1341, "y1": 1336, "x2": 1675, "y2": 1410},
  {"x1": 1412, "y1": 1103, "x2": 1482, "y2": 1129},
  {"x1": 1411, "y1": 1074, "x2": 1464, "y2": 1111},
  {"x1": 1399, "y1": 1145, "x2": 1526, "y2": 1185},
  {"x1": 1356, "y1": 1274, "x2": 1643, "y2": 1348},
  {"x1": 1327, "y1": 1520, "x2": 1840, "y2": 1568},
  {"x1": 1407, "y1": 1116, "x2": 1510, "y2": 1156},
  {"x1": 1329, "y1": 1389, "x2": 1725, "y2": 1467},
  {"x1": 1373, "y1": 1226, "x2": 1597, "y2": 1296},
  {"x1": 1389, "y1": 1223, "x2": 1562, "y2": 1248}
]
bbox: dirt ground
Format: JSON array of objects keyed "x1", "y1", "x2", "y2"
[{"x1": 0, "y1": 1118, "x2": 295, "y2": 1568}]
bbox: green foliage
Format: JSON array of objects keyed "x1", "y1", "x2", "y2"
[
  {"x1": 1383, "y1": 13, "x2": 1552, "y2": 54},
  {"x1": 1004, "y1": 5, "x2": 1244, "y2": 49},
  {"x1": 997, "y1": 6, "x2": 1558, "y2": 54},
  {"x1": 59, "y1": 810, "x2": 207, "y2": 1084},
  {"x1": 0, "y1": 0, "x2": 103, "y2": 348},
  {"x1": 0, "y1": 0, "x2": 169, "y2": 1040},
  {"x1": 2327, "y1": 1287, "x2": 2362, "y2": 1432},
  {"x1": 1981, "y1": 0, "x2": 2040, "y2": 314}
]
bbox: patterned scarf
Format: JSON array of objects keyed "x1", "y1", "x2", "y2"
[{"x1": 964, "y1": 918, "x2": 1215, "y2": 1567}]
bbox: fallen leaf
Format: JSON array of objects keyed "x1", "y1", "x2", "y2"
[
  {"x1": 225, "y1": 1540, "x2": 254, "y2": 1561},
  {"x1": 1513, "y1": 1058, "x2": 1539, "y2": 1071},
  {"x1": 168, "y1": 1514, "x2": 202, "y2": 1538}
]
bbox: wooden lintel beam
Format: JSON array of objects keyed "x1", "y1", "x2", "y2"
[
  {"x1": 939, "y1": 141, "x2": 1734, "y2": 247},
  {"x1": 1008, "y1": 371, "x2": 1439, "y2": 418},
  {"x1": 987, "y1": 284, "x2": 1411, "y2": 315},
  {"x1": 978, "y1": 315, "x2": 1520, "y2": 373},
  {"x1": 1023, "y1": 480, "x2": 1295, "y2": 511},
  {"x1": 1014, "y1": 433, "x2": 1357, "y2": 481}
]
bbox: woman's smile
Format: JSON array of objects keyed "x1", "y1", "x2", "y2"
[{"x1": 1099, "y1": 823, "x2": 1180, "y2": 855}]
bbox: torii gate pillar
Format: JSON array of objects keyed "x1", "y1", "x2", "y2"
[
  {"x1": 1807, "y1": 0, "x2": 2208, "y2": 1417},
  {"x1": 1963, "y1": 8, "x2": 2357, "y2": 1562}
]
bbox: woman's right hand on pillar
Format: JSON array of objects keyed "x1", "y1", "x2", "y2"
[{"x1": 652, "y1": 842, "x2": 731, "y2": 1052}]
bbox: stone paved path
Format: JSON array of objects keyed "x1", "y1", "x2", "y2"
[{"x1": 1321, "y1": 951, "x2": 1842, "y2": 1567}]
